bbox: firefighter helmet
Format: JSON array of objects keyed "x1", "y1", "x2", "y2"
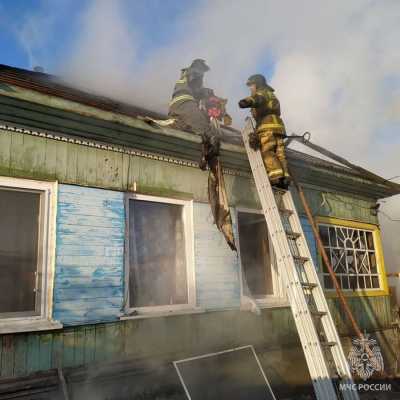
[
  {"x1": 247, "y1": 74, "x2": 275, "y2": 91},
  {"x1": 246, "y1": 74, "x2": 267, "y2": 88},
  {"x1": 190, "y1": 59, "x2": 210, "y2": 74}
]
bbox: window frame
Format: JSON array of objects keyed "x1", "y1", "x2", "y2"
[
  {"x1": 0, "y1": 176, "x2": 60, "y2": 334},
  {"x1": 124, "y1": 193, "x2": 196, "y2": 315},
  {"x1": 236, "y1": 207, "x2": 287, "y2": 308},
  {"x1": 316, "y1": 216, "x2": 389, "y2": 297}
]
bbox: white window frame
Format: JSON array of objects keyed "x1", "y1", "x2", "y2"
[
  {"x1": 0, "y1": 176, "x2": 61, "y2": 334},
  {"x1": 236, "y1": 207, "x2": 287, "y2": 308},
  {"x1": 124, "y1": 193, "x2": 196, "y2": 315}
]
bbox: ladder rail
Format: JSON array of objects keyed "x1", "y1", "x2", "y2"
[
  {"x1": 242, "y1": 120, "x2": 338, "y2": 399},
  {"x1": 284, "y1": 190, "x2": 359, "y2": 396},
  {"x1": 242, "y1": 119, "x2": 359, "y2": 400}
]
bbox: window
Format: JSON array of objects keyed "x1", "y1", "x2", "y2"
[
  {"x1": 237, "y1": 210, "x2": 275, "y2": 301},
  {"x1": 0, "y1": 177, "x2": 59, "y2": 333},
  {"x1": 318, "y1": 219, "x2": 385, "y2": 293},
  {"x1": 125, "y1": 194, "x2": 195, "y2": 313}
]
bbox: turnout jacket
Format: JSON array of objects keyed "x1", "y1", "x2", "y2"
[
  {"x1": 242, "y1": 87, "x2": 286, "y2": 135},
  {"x1": 169, "y1": 68, "x2": 212, "y2": 109}
]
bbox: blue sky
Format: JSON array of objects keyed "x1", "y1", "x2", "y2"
[{"x1": 0, "y1": 0, "x2": 206, "y2": 72}]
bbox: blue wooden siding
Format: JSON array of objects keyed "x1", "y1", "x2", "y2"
[
  {"x1": 193, "y1": 203, "x2": 241, "y2": 309},
  {"x1": 53, "y1": 185, "x2": 125, "y2": 325},
  {"x1": 52, "y1": 187, "x2": 316, "y2": 324}
]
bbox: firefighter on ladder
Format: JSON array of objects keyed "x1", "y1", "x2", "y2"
[
  {"x1": 168, "y1": 59, "x2": 220, "y2": 170},
  {"x1": 239, "y1": 74, "x2": 290, "y2": 190}
]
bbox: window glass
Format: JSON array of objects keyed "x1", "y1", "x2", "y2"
[
  {"x1": 128, "y1": 199, "x2": 188, "y2": 308},
  {"x1": 318, "y1": 223, "x2": 380, "y2": 291},
  {"x1": 0, "y1": 188, "x2": 41, "y2": 315}
]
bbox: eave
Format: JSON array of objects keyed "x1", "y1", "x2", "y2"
[{"x1": 0, "y1": 73, "x2": 399, "y2": 201}]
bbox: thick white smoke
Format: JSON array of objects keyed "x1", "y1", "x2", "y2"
[{"x1": 15, "y1": 0, "x2": 400, "y2": 300}]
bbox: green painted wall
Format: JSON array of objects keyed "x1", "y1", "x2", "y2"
[
  {"x1": 0, "y1": 128, "x2": 259, "y2": 208},
  {"x1": 292, "y1": 186, "x2": 379, "y2": 225},
  {"x1": 0, "y1": 127, "x2": 394, "y2": 386},
  {"x1": 0, "y1": 128, "x2": 380, "y2": 224},
  {"x1": 0, "y1": 297, "x2": 393, "y2": 380}
]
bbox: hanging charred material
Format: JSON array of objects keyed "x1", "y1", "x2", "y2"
[{"x1": 207, "y1": 155, "x2": 236, "y2": 251}]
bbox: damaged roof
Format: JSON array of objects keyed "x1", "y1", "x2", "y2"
[{"x1": 1, "y1": 64, "x2": 399, "y2": 199}]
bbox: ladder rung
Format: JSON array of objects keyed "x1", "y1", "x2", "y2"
[
  {"x1": 279, "y1": 208, "x2": 293, "y2": 216},
  {"x1": 301, "y1": 282, "x2": 318, "y2": 289},
  {"x1": 311, "y1": 310, "x2": 327, "y2": 317},
  {"x1": 272, "y1": 187, "x2": 287, "y2": 195},
  {"x1": 286, "y1": 230, "x2": 301, "y2": 239},
  {"x1": 321, "y1": 341, "x2": 337, "y2": 348},
  {"x1": 292, "y1": 255, "x2": 309, "y2": 263}
]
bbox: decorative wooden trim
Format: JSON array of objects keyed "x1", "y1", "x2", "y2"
[{"x1": 0, "y1": 123, "x2": 251, "y2": 178}]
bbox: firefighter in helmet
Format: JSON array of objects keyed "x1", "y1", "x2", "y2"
[
  {"x1": 169, "y1": 59, "x2": 220, "y2": 169},
  {"x1": 238, "y1": 74, "x2": 290, "y2": 189}
]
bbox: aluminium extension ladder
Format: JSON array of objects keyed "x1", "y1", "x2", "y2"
[{"x1": 242, "y1": 118, "x2": 359, "y2": 400}]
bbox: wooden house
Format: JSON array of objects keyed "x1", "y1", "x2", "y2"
[{"x1": 0, "y1": 65, "x2": 399, "y2": 399}]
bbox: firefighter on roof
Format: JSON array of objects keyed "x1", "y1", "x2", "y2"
[
  {"x1": 238, "y1": 74, "x2": 290, "y2": 189},
  {"x1": 168, "y1": 59, "x2": 220, "y2": 169}
]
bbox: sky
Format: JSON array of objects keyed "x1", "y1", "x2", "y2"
[{"x1": 1, "y1": 0, "x2": 400, "y2": 284}]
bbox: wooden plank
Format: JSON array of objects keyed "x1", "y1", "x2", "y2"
[
  {"x1": 65, "y1": 143, "x2": 78, "y2": 183},
  {"x1": 57, "y1": 244, "x2": 123, "y2": 257},
  {"x1": 54, "y1": 286, "x2": 123, "y2": 301},
  {"x1": 44, "y1": 138, "x2": 58, "y2": 180},
  {"x1": 62, "y1": 331, "x2": 75, "y2": 368},
  {"x1": 53, "y1": 298, "x2": 121, "y2": 325},
  {"x1": 95, "y1": 148, "x2": 124, "y2": 190},
  {"x1": 75, "y1": 144, "x2": 89, "y2": 186},
  {"x1": 38, "y1": 334, "x2": 52, "y2": 372},
  {"x1": 9, "y1": 132, "x2": 24, "y2": 177},
  {"x1": 26, "y1": 334, "x2": 40, "y2": 375},
  {"x1": 74, "y1": 328, "x2": 85, "y2": 367},
  {"x1": 56, "y1": 264, "x2": 122, "y2": 278},
  {"x1": 85, "y1": 146, "x2": 97, "y2": 187},
  {"x1": 13, "y1": 335, "x2": 28, "y2": 377},
  {"x1": 58, "y1": 185, "x2": 125, "y2": 202},
  {"x1": 56, "y1": 254, "x2": 123, "y2": 268},
  {"x1": 51, "y1": 332, "x2": 63, "y2": 369},
  {"x1": 83, "y1": 326, "x2": 96, "y2": 365},
  {"x1": 103, "y1": 324, "x2": 124, "y2": 361},
  {"x1": 193, "y1": 203, "x2": 240, "y2": 309},
  {"x1": 94, "y1": 325, "x2": 106, "y2": 362},
  {"x1": 1, "y1": 336, "x2": 14, "y2": 378},
  {"x1": 57, "y1": 212, "x2": 124, "y2": 229},
  {"x1": 0, "y1": 130, "x2": 11, "y2": 175},
  {"x1": 21, "y1": 134, "x2": 46, "y2": 178},
  {"x1": 55, "y1": 274, "x2": 122, "y2": 289},
  {"x1": 55, "y1": 141, "x2": 68, "y2": 181}
]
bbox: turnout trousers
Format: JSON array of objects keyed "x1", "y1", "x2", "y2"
[{"x1": 258, "y1": 130, "x2": 290, "y2": 183}]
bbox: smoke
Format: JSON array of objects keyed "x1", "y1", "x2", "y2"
[{"x1": 14, "y1": 1, "x2": 400, "y2": 298}]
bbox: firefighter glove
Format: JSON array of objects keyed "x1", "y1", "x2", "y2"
[
  {"x1": 248, "y1": 132, "x2": 261, "y2": 150},
  {"x1": 238, "y1": 97, "x2": 253, "y2": 108}
]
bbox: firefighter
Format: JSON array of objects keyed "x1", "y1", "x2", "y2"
[
  {"x1": 238, "y1": 74, "x2": 290, "y2": 189},
  {"x1": 168, "y1": 59, "x2": 220, "y2": 170}
]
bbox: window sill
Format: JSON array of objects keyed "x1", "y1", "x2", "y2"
[
  {"x1": 0, "y1": 319, "x2": 63, "y2": 334},
  {"x1": 120, "y1": 307, "x2": 205, "y2": 321},
  {"x1": 241, "y1": 296, "x2": 289, "y2": 312}
]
